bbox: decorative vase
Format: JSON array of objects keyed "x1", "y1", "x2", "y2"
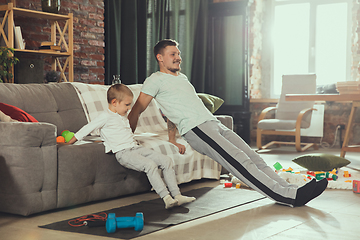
[
  {"x1": 112, "y1": 75, "x2": 121, "y2": 85},
  {"x1": 41, "y1": 0, "x2": 61, "y2": 14}
]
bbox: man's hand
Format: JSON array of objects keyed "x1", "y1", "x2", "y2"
[
  {"x1": 167, "y1": 119, "x2": 186, "y2": 154},
  {"x1": 170, "y1": 141, "x2": 186, "y2": 154}
]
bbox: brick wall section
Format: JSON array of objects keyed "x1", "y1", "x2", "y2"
[
  {"x1": 0, "y1": 0, "x2": 105, "y2": 84},
  {"x1": 251, "y1": 102, "x2": 360, "y2": 149}
]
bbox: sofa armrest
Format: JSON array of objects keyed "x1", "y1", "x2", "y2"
[
  {"x1": 0, "y1": 122, "x2": 57, "y2": 146},
  {"x1": 0, "y1": 122, "x2": 58, "y2": 216},
  {"x1": 215, "y1": 115, "x2": 234, "y2": 130}
]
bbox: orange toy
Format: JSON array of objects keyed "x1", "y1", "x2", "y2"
[{"x1": 56, "y1": 136, "x2": 65, "y2": 143}]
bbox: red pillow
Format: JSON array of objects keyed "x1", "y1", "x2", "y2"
[{"x1": 0, "y1": 103, "x2": 38, "y2": 122}]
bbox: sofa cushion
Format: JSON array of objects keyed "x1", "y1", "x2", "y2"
[
  {"x1": 70, "y1": 82, "x2": 110, "y2": 123},
  {"x1": 71, "y1": 83, "x2": 168, "y2": 134},
  {"x1": 0, "y1": 103, "x2": 38, "y2": 122},
  {"x1": 292, "y1": 153, "x2": 351, "y2": 171},
  {"x1": 0, "y1": 83, "x2": 88, "y2": 136},
  {"x1": 197, "y1": 93, "x2": 224, "y2": 113}
]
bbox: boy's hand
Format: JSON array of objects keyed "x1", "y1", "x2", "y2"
[{"x1": 65, "y1": 136, "x2": 77, "y2": 145}]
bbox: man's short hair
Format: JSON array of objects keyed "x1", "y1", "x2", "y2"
[
  {"x1": 153, "y1": 39, "x2": 179, "y2": 62},
  {"x1": 107, "y1": 84, "x2": 133, "y2": 104}
]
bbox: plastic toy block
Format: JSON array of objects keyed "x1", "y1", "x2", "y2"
[
  {"x1": 330, "y1": 169, "x2": 337, "y2": 175},
  {"x1": 353, "y1": 180, "x2": 360, "y2": 194},
  {"x1": 236, "y1": 183, "x2": 241, "y2": 189},
  {"x1": 273, "y1": 162, "x2": 283, "y2": 171},
  {"x1": 345, "y1": 180, "x2": 352, "y2": 183},
  {"x1": 315, "y1": 173, "x2": 326, "y2": 180},
  {"x1": 307, "y1": 171, "x2": 315, "y2": 176},
  {"x1": 325, "y1": 172, "x2": 338, "y2": 181},
  {"x1": 344, "y1": 171, "x2": 351, "y2": 178},
  {"x1": 283, "y1": 167, "x2": 293, "y2": 172}
]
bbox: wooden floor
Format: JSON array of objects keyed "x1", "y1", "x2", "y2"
[{"x1": 1, "y1": 145, "x2": 359, "y2": 240}]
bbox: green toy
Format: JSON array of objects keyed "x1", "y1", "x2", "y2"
[
  {"x1": 61, "y1": 130, "x2": 74, "y2": 143},
  {"x1": 273, "y1": 162, "x2": 283, "y2": 171}
]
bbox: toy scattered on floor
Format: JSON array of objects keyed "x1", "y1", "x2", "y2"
[
  {"x1": 353, "y1": 180, "x2": 360, "y2": 194},
  {"x1": 344, "y1": 171, "x2": 352, "y2": 178},
  {"x1": 307, "y1": 170, "x2": 338, "y2": 181},
  {"x1": 57, "y1": 130, "x2": 75, "y2": 143},
  {"x1": 273, "y1": 162, "x2": 293, "y2": 173},
  {"x1": 236, "y1": 183, "x2": 241, "y2": 189},
  {"x1": 106, "y1": 212, "x2": 144, "y2": 233},
  {"x1": 273, "y1": 162, "x2": 283, "y2": 171},
  {"x1": 224, "y1": 182, "x2": 232, "y2": 188}
]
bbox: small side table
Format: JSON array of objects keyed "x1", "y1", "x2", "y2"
[{"x1": 285, "y1": 94, "x2": 360, "y2": 157}]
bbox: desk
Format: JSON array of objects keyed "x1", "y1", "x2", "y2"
[{"x1": 285, "y1": 94, "x2": 360, "y2": 157}]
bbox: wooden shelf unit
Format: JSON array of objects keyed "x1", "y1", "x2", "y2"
[{"x1": 0, "y1": 3, "x2": 73, "y2": 82}]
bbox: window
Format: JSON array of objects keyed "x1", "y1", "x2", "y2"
[{"x1": 271, "y1": 0, "x2": 351, "y2": 96}]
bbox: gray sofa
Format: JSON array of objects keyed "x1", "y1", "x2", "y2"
[{"x1": 0, "y1": 82, "x2": 233, "y2": 216}]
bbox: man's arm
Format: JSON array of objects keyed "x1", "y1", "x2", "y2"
[
  {"x1": 167, "y1": 119, "x2": 186, "y2": 154},
  {"x1": 128, "y1": 92, "x2": 153, "y2": 132}
]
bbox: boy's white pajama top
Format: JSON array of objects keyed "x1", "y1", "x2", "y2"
[{"x1": 74, "y1": 108, "x2": 181, "y2": 198}]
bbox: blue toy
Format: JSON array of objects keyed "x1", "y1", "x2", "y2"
[{"x1": 106, "y1": 212, "x2": 144, "y2": 233}]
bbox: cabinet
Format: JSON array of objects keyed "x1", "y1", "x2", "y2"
[
  {"x1": 0, "y1": 2, "x2": 73, "y2": 83},
  {"x1": 206, "y1": 1, "x2": 251, "y2": 143}
]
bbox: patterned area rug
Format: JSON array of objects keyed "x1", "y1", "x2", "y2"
[{"x1": 230, "y1": 167, "x2": 360, "y2": 190}]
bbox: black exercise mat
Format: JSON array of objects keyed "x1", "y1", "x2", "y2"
[{"x1": 39, "y1": 186, "x2": 265, "y2": 239}]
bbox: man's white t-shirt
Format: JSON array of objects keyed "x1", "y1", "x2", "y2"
[
  {"x1": 142, "y1": 71, "x2": 216, "y2": 136},
  {"x1": 74, "y1": 108, "x2": 138, "y2": 153}
]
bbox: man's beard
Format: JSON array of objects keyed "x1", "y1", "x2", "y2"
[{"x1": 168, "y1": 62, "x2": 181, "y2": 73}]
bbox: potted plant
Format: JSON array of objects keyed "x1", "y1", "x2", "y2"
[{"x1": 0, "y1": 47, "x2": 19, "y2": 83}]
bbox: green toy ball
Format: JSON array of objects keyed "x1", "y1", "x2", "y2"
[
  {"x1": 64, "y1": 132, "x2": 74, "y2": 143},
  {"x1": 61, "y1": 130, "x2": 70, "y2": 138},
  {"x1": 61, "y1": 130, "x2": 74, "y2": 143}
]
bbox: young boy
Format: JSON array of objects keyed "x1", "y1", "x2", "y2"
[{"x1": 67, "y1": 84, "x2": 196, "y2": 209}]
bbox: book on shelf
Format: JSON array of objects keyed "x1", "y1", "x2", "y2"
[
  {"x1": 41, "y1": 41, "x2": 56, "y2": 46},
  {"x1": 39, "y1": 45, "x2": 62, "y2": 51},
  {"x1": 14, "y1": 26, "x2": 25, "y2": 50}
]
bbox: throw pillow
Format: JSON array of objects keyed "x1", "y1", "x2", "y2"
[
  {"x1": 197, "y1": 93, "x2": 224, "y2": 113},
  {"x1": 292, "y1": 153, "x2": 351, "y2": 171},
  {"x1": 0, "y1": 103, "x2": 38, "y2": 122}
]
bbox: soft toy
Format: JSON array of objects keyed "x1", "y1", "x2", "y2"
[{"x1": 56, "y1": 130, "x2": 74, "y2": 143}]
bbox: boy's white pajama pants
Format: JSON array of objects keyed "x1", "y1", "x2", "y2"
[
  {"x1": 115, "y1": 146, "x2": 181, "y2": 199},
  {"x1": 183, "y1": 120, "x2": 298, "y2": 207}
]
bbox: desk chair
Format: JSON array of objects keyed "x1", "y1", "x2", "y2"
[{"x1": 256, "y1": 74, "x2": 319, "y2": 152}]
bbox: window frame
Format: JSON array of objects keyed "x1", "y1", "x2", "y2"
[{"x1": 270, "y1": 0, "x2": 353, "y2": 98}]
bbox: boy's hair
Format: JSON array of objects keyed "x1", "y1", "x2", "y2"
[
  {"x1": 153, "y1": 39, "x2": 179, "y2": 62},
  {"x1": 107, "y1": 84, "x2": 133, "y2": 104}
]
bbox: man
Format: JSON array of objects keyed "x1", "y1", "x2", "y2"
[{"x1": 128, "y1": 39, "x2": 328, "y2": 207}]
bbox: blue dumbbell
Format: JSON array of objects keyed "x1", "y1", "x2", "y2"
[{"x1": 106, "y1": 212, "x2": 144, "y2": 233}]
